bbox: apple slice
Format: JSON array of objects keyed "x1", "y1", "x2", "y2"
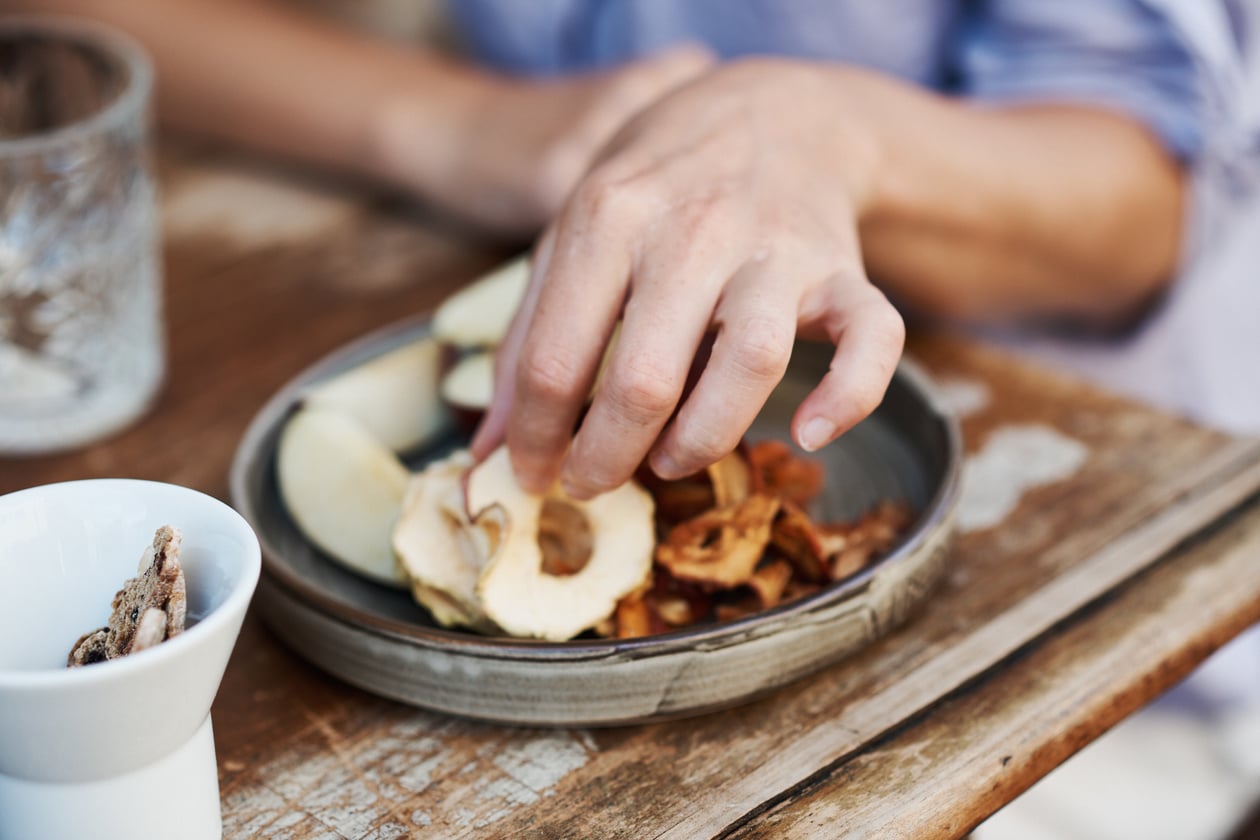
[
  {"x1": 470, "y1": 446, "x2": 656, "y2": 641},
  {"x1": 276, "y1": 406, "x2": 411, "y2": 587},
  {"x1": 439, "y1": 350, "x2": 495, "y2": 415},
  {"x1": 303, "y1": 336, "x2": 450, "y2": 455},
  {"x1": 431, "y1": 256, "x2": 530, "y2": 349},
  {"x1": 436, "y1": 322, "x2": 620, "y2": 420},
  {"x1": 392, "y1": 450, "x2": 501, "y2": 632}
]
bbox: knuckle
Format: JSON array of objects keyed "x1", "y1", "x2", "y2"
[
  {"x1": 518, "y1": 347, "x2": 584, "y2": 403},
  {"x1": 607, "y1": 358, "x2": 680, "y2": 424},
  {"x1": 673, "y1": 423, "x2": 740, "y2": 469},
  {"x1": 575, "y1": 167, "x2": 649, "y2": 224},
  {"x1": 674, "y1": 193, "x2": 734, "y2": 244},
  {"x1": 728, "y1": 316, "x2": 793, "y2": 380},
  {"x1": 572, "y1": 461, "x2": 629, "y2": 496}
]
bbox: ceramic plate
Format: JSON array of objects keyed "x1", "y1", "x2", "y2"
[{"x1": 230, "y1": 318, "x2": 962, "y2": 725}]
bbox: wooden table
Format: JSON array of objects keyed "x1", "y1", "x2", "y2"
[{"x1": 5, "y1": 150, "x2": 1260, "y2": 839}]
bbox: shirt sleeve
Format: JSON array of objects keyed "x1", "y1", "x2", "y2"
[{"x1": 955, "y1": 0, "x2": 1245, "y2": 163}]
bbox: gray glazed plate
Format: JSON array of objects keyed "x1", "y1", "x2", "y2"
[{"x1": 229, "y1": 318, "x2": 962, "y2": 726}]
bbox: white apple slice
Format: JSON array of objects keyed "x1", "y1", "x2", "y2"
[
  {"x1": 439, "y1": 350, "x2": 495, "y2": 413},
  {"x1": 392, "y1": 450, "x2": 501, "y2": 632},
  {"x1": 276, "y1": 406, "x2": 411, "y2": 587},
  {"x1": 303, "y1": 336, "x2": 450, "y2": 454},
  {"x1": 431, "y1": 256, "x2": 530, "y2": 348},
  {"x1": 470, "y1": 446, "x2": 656, "y2": 641},
  {"x1": 436, "y1": 322, "x2": 620, "y2": 420}
]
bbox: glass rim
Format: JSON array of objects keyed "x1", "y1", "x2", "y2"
[{"x1": 0, "y1": 14, "x2": 153, "y2": 157}]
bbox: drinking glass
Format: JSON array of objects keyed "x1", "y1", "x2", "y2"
[{"x1": 0, "y1": 16, "x2": 163, "y2": 454}]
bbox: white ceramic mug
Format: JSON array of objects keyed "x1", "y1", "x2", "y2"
[{"x1": 0, "y1": 480, "x2": 261, "y2": 840}]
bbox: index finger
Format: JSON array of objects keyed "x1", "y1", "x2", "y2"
[{"x1": 504, "y1": 203, "x2": 634, "y2": 493}]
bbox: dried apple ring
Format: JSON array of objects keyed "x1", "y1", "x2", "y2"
[{"x1": 471, "y1": 447, "x2": 656, "y2": 641}]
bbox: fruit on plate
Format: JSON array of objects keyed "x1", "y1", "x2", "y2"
[
  {"x1": 435, "y1": 323, "x2": 621, "y2": 420},
  {"x1": 392, "y1": 446, "x2": 657, "y2": 641},
  {"x1": 302, "y1": 335, "x2": 450, "y2": 454},
  {"x1": 469, "y1": 447, "x2": 656, "y2": 641},
  {"x1": 392, "y1": 449, "x2": 500, "y2": 632},
  {"x1": 439, "y1": 349, "x2": 495, "y2": 418},
  {"x1": 275, "y1": 406, "x2": 411, "y2": 587},
  {"x1": 431, "y1": 256, "x2": 529, "y2": 349}
]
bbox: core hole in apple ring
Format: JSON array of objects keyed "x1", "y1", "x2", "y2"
[{"x1": 537, "y1": 498, "x2": 594, "y2": 577}]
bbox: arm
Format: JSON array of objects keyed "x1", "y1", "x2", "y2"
[
  {"x1": 17, "y1": 0, "x2": 710, "y2": 233},
  {"x1": 853, "y1": 72, "x2": 1185, "y2": 327},
  {"x1": 472, "y1": 59, "x2": 1186, "y2": 497},
  {"x1": 17, "y1": 0, "x2": 480, "y2": 196}
]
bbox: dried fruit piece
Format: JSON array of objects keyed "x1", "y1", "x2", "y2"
[
  {"x1": 472, "y1": 447, "x2": 656, "y2": 641},
  {"x1": 823, "y1": 500, "x2": 913, "y2": 581},
  {"x1": 656, "y1": 494, "x2": 781, "y2": 588},
  {"x1": 615, "y1": 597, "x2": 654, "y2": 639},
  {"x1": 431, "y1": 256, "x2": 530, "y2": 349},
  {"x1": 747, "y1": 559, "x2": 794, "y2": 609},
  {"x1": 707, "y1": 450, "x2": 754, "y2": 509},
  {"x1": 714, "y1": 594, "x2": 764, "y2": 623},
  {"x1": 645, "y1": 475, "x2": 716, "y2": 528},
  {"x1": 769, "y1": 501, "x2": 831, "y2": 583},
  {"x1": 393, "y1": 450, "x2": 501, "y2": 631},
  {"x1": 641, "y1": 448, "x2": 757, "y2": 530},
  {"x1": 277, "y1": 406, "x2": 411, "y2": 588},
  {"x1": 747, "y1": 440, "x2": 824, "y2": 507},
  {"x1": 653, "y1": 595, "x2": 694, "y2": 627}
]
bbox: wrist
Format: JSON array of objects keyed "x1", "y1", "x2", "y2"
[{"x1": 814, "y1": 64, "x2": 893, "y2": 222}]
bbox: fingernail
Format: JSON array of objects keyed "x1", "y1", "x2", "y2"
[{"x1": 798, "y1": 417, "x2": 836, "y2": 452}]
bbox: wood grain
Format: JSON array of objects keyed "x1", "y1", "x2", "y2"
[
  {"x1": 4, "y1": 152, "x2": 1258, "y2": 840},
  {"x1": 732, "y1": 494, "x2": 1260, "y2": 839}
]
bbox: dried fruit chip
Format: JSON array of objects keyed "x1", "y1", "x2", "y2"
[
  {"x1": 644, "y1": 474, "x2": 715, "y2": 528},
  {"x1": 747, "y1": 559, "x2": 793, "y2": 609},
  {"x1": 615, "y1": 596, "x2": 654, "y2": 639},
  {"x1": 653, "y1": 595, "x2": 694, "y2": 627},
  {"x1": 655, "y1": 494, "x2": 781, "y2": 588},
  {"x1": 822, "y1": 500, "x2": 913, "y2": 581},
  {"x1": 714, "y1": 594, "x2": 764, "y2": 623},
  {"x1": 747, "y1": 440, "x2": 824, "y2": 507},
  {"x1": 707, "y1": 449, "x2": 754, "y2": 509},
  {"x1": 769, "y1": 501, "x2": 831, "y2": 583},
  {"x1": 641, "y1": 449, "x2": 756, "y2": 530}
]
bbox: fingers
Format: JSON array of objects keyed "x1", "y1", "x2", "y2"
[
  {"x1": 648, "y1": 263, "x2": 796, "y2": 479},
  {"x1": 558, "y1": 235, "x2": 739, "y2": 499},
  {"x1": 791, "y1": 280, "x2": 905, "y2": 452},
  {"x1": 504, "y1": 210, "x2": 634, "y2": 493}
]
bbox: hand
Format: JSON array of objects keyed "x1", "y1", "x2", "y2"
[
  {"x1": 385, "y1": 45, "x2": 714, "y2": 236},
  {"x1": 472, "y1": 59, "x2": 906, "y2": 498}
]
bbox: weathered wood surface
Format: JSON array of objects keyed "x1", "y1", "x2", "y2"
[
  {"x1": 4, "y1": 151, "x2": 1259, "y2": 839},
  {"x1": 734, "y1": 490, "x2": 1260, "y2": 839}
]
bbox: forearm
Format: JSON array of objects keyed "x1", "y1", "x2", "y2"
[
  {"x1": 846, "y1": 70, "x2": 1186, "y2": 328},
  {"x1": 15, "y1": 0, "x2": 491, "y2": 194}
]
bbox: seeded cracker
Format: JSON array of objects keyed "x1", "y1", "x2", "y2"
[{"x1": 67, "y1": 526, "x2": 187, "y2": 667}]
